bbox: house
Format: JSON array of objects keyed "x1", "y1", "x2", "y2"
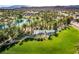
[{"x1": 33, "y1": 30, "x2": 55, "y2": 35}]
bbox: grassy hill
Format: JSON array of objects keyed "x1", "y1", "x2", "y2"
[{"x1": 2, "y1": 27, "x2": 79, "y2": 54}]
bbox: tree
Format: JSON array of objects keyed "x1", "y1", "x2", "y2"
[
  {"x1": 66, "y1": 18, "x2": 71, "y2": 26},
  {"x1": 6, "y1": 26, "x2": 18, "y2": 40},
  {"x1": 17, "y1": 14, "x2": 23, "y2": 19},
  {"x1": 53, "y1": 22, "x2": 58, "y2": 36},
  {"x1": 23, "y1": 24, "x2": 27, "y2": 33},
  {"x1": 76, "y1": 19, "x2": 79, "y2": 23}
]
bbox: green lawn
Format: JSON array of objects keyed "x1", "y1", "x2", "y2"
[{"x1": 2, "y1": 27, "x2": 79, "y2": 54}]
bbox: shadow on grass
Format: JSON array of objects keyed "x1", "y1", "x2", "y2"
[
  {"x1": 0, "y1": 41, "x2": 19, "y2": 53},
  {"x1": 19, "y1": 38, "x2": 34, "y2": 46},
  {"x1": 19, "y1": 38, "x2": 45, "y2": 46}
]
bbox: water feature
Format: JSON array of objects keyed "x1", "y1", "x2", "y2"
[
  {"x1": 0, "y1": 24, "x2": 8, "y2": 30},
  {"x1": 0, "y1": 18, "x2": 32, "y2": 30},
  {"x1": 15, "y1": 19, "x2": 30, "y2": 27}
]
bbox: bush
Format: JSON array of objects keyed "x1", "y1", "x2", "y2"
[
  {"x1": 19, "y1": 41, "x2": 23, "y2": 45},
  {"x1": 76, "y1": 19, "x2": 79, "y2": 22},
  {"x1": 48, "y1": 35, "x2": 52, "y2": 40}
]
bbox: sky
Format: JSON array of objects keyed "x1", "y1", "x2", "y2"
[{"x1": 0, "y1": 0, "x2": 79, "y2": 7}]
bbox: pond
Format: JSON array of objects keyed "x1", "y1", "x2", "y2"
[
  {"x1": 15, "y1": 19, "x2": 30, "y2": 27},
  {"x1": 0, "y1": 24, "x2": 8, "y2": 30}
]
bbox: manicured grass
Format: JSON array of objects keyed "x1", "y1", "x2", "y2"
[{"x1": 2, "y1": 27, "x2": 79, "y2": 54}]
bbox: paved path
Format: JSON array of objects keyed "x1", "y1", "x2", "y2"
[{"x1": 71, "y1": 21, "x2": 79, "y2": 30}]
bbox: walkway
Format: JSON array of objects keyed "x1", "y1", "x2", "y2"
[{"x1": 71, "y1": 21, "x2": 79, "y2": 30}]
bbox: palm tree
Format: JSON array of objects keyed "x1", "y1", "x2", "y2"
[{"x1": 23, "y1": 24, "x2": 27, "y2": 33}]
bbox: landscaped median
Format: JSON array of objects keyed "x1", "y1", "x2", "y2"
[{"x1": 1, "y1": 27, "x2": 79, "y2": 54}]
